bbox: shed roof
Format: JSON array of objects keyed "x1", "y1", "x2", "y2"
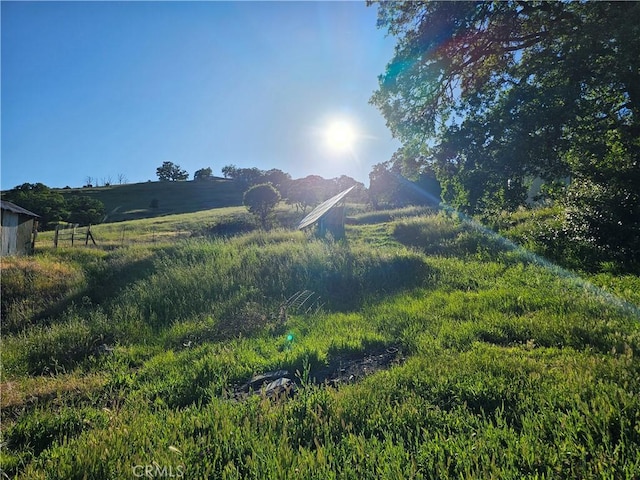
[{"x1": 0, "y1": 200, "x2": 40, "y2": 218}]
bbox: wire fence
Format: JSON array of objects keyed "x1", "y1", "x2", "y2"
[
  {"x1": 53, "y1": 224, "x2": 97, "y2": 248},
  {"x1": 50, "y1": 223, "x2": 194, "y2": 249}
]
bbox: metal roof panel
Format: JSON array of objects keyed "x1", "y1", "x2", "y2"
[
  {"x1": 297, "y1": 186, "x2": 354, "y2": 230},
  {"x1": 0, "y1": 200, "x2": 40, "y2": 217}
]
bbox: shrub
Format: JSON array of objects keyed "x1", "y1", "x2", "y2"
[{"x1": 243, "y1": 183, "x2": 281, "y2": 229}]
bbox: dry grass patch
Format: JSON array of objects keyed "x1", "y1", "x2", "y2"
[
  {"x1": 1, "y1": 372, "x2": 107, "y2": 411},
  {"x1": 1, "y1": 255, "x2": 87, "y2": 332}
]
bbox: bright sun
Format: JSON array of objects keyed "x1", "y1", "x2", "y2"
[{"x1": 325, "y1": 120, "x2": 357, "y2": 152}]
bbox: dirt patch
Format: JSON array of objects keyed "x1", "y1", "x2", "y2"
[{"x1": 230, "y1": 345, "x2": 404, "y2": 400}]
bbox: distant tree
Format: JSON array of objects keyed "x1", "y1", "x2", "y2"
[
  {"x1": 235, "y1": 168, "x2": 265, "y2": 188},
  {"x1": 1, "y1": 183, "x2": 105, "y2": 229},
  {"x1": 221, "y1": 164, "x2": 268, "y2": 187},
  {"x1": 263, "y1": 169, "x2": 291, "y2": 191},
  {"x1": 368, "y1": 162, "x2": 402, "y2": 209},
  {"x1": 243, "y1": 183, "x2": 281, "y2": 229},
  {"x1": 117, "y1": 173, "x2": 128, "y2": 185},
  {"x1": 2, "y1": 183, "x2": 68, "y2": 229},
  {"x1": 221, "y1": 164, "x2": 237, "y2": 179},
  {"x1": 368, "y1": 160, "x2": 441, "y2": 209},
  {"x1": 194, "y1": 167, "x2": 214, "y2": 181},
  {"x1": 156, "y1": 161, "x2": 188, "y2": 182},
  {"x1": 67, "y1": 196, "x2": 105, "y2": 225},
  {"x1": 285, "y1": 176, "x2": 323, "y2": 213},
  {"x1": 332, "y1": 175, "x2": 368, "y2": 202},
  {"x1": 84, "y1": 176, "x2": 94, "y2": 188}
]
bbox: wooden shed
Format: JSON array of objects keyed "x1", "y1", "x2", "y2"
[{"x1": 1, "y1": 200, "x2": 39, "y2": 256}]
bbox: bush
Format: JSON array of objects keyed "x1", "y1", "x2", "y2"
[
  {"x1": 393, "y1": 215, "x2": 503, "y2": 258},
  {"x1": 243, "y1": 183, "x2": 281, "y2": 229}
]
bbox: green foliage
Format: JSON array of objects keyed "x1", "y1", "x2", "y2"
[
  {"x1": 371, "y1": 0, "x2": 640, "y2": 263},
  {"x1": 4, "y1": 407, "x2": 108, "y2": 456},
  {"x1": 243, "y1": 183, "x2": 281, "y2": 229},
  {"x1": 1, "y1": 183, "x2": 104, "y2": 230},
  {"x1": 563, "y1": 131, "x2": 640, "y2": 269},
  {"x1": 350, "y1": 205, "x2": 433, "y2": 225},
  {"x1": 392, "y1": 214, "x2": 504, "y2": 260},
  {"x1": 193, "y1": 167, "x2": 213, "y2": 181},
  {"x1": 369, "y1": 159, "x2": 441, "y2": 209},
  {"x1": 156, "y1": 161, "x2": 188, "y2": 182},
  {"x1": 53, "y1": 180, "x2": 245, "y2": 223},
  {"x1": 2, "y1": 183, "x2": 68, "y2": 228},
  {"x1": 284, "y1": 176, "x2": 323, "y2": 213},
  {"x1": 488, "y1": 206, "x2": 639, "y2": 274},
  {"x1": 222, "y1": 165, "x2": 265, "y2": 188},
  {"x1": 66, "y1": 195, "x2": 105, "y2": 225},
  {"x1": 284, "y1": 175, "x2": 366, "y2": 214},
  {"x1": 2, "y1": 208, "x2": 639, "y2": 479}
]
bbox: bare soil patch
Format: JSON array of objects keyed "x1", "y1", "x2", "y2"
[{"x1": 231, "y1": 345, "x2": 404, "y2": 399}]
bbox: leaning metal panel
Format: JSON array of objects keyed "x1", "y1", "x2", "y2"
[{"x1": 297, "y1": 185, "x2": 355, "y2": 230}]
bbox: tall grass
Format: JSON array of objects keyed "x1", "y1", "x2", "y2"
[
  {"x1": 2, "y1": 228, "x2": 429, "y2": 376},
  {"x1": 2, "y1": 207, "x2": 639, "y2": 479}
]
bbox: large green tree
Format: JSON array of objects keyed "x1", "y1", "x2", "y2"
[
  {"x1": 243, "y1": 183, "x2": 281, "y2": 229},
  {"x1": 370, "y1": 0, "x2": 640, "y2": 265},
  {"x1": 2, "y1": 183, "x2": 105, "y2": 229},
  {"x1": 156, "y1": 161, "x2": 188, "y2": 182},
  {"x1": 2, "y1": 183, "x2": 68, "y2": 229},
  {"x1": 67, "y1": 196, "x2": 105, "y2": 225}
]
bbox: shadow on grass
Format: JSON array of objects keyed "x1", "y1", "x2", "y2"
[{"x1": 37, "y1": 256, "x2": 158, "y2": 326}]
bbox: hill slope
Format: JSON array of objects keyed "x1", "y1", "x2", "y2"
[{"x1": 59, "y1": 179, "x2": 243, "y2": 222}]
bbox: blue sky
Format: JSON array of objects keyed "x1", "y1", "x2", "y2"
[{"x1": 1, "y1": 1, "x2": 400, "y2": 190}]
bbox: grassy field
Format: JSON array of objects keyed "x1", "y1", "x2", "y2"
[
  {"x1": 58, "y1": 179, "x2": 244, "y2": 223},
  {"x1": 1, "y1": 205, "x2": 639, "y2": 479}
]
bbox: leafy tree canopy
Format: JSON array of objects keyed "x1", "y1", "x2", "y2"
[
  {"x1": 193, "y1": 167, "x2": 213, "y2": 181},
  {"x1": 370, "y1": 0, "x2": 640, "y2": 266},
  {"x1": 67, "y1": 196, "x2": 105, "y2": 225},
  {"x1": 221, "y1": 164, "x2": 266, "y2": 188},
  {"x1": 2, "y1": 183, "x2": 105, "y2": 229},
  {"x1": 369, "y1": 161, "x2": 440, "y2": 209},
  {"x1": 156, "y1": 161, "x2": 188, "y2": 182},
  {"x1": 263, "y1": 169, "x2": 292, "y2": 191},
  {"x1": 243, "y1": 183, "x2": 281, "y2": 229},
  {"x1": 285, "y1": 175, "x2": 366, "y2": 213}
]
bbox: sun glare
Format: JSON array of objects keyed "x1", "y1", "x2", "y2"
[{"x1": 325, "y1": 120, "x2": 357, "y2": 152}]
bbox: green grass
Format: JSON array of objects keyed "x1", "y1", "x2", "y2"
[
  {"x1": 2, "y1": 206, "x2": 639, "y2": 479},
  {"x1": 56, "y1": 178, "x2": 244, "y2": 223}
]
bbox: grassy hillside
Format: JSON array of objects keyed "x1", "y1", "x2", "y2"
[
  {"x1": 58, "y1": 179, "x2": 243, "y2": 222},
  {"x1": 2, "y1": 207, "x2": 639, "y2": 479},
  {"x1": 33, "y1": 203, "x2": 314, "y2": 249}
]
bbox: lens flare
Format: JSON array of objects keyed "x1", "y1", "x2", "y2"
[
  {"x1": 395, "y1": 175, "x2": 640, "y2": 318},
  {"x1": 325, "y1": 120, "x2": 356, "y2": 152}
]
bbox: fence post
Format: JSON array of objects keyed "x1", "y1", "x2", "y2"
[
  {"x1": 85, "y1": 225, "x2": 97, "y2": 246},
  {"x1": 54, "y1": 225, "x2": 59, "y2": 248}
]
